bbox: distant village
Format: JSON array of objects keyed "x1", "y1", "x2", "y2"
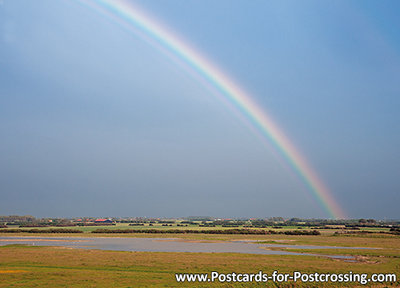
[{"x1": 0, "y1": 215, "x2": 399, "y2": 229}]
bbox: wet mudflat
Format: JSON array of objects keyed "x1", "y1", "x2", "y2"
[{"x1": 0, "y1": 236, "x2": 362, "y2": 259}]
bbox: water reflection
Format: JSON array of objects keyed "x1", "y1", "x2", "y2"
[{"x1": 0, "y1": 236, "x2": 358, "y2": 259}]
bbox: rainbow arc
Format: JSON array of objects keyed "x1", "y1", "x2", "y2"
[{"x1": 79, "y1": 0, "x2": 346, "y2": 219}]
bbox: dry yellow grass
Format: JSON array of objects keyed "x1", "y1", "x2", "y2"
[
  {"x1": 0, "y1": 241, "x2": 399, "y2": 287},
  {"x1": 0, "y1": 270, "x2": 27, "y2": 274}
]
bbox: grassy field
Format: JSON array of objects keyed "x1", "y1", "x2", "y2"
[
  {"x1": 0, "y1": 231, "x2": 399, "y2": 287},
  {"x1": 2, "y1": 222, "x2": 393, "y2": 234}
]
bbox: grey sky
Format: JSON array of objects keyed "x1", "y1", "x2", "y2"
[{"x1": 1, "y1": 0, "x2": 399, "y2": 219}]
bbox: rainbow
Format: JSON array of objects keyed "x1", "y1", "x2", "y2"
[{"x1": 78, "y1": 0, "x2": 346, "y2": 219}]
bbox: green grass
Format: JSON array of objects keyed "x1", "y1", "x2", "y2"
[
  {"x1": 1, "y1": 223, "x2": 392, "y2": 236},
  {"x1": 0, "y1": 245, "x2": 398, "y2": 287},
  {"x1": 0, "y1": 231, "x2": 399, "y2": 287}
]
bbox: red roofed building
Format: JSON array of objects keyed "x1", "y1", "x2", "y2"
[{"x1": 95, "y1": 218, "x2": 113, "y2": 224}]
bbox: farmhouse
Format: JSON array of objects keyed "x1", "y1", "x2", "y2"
[{"x1": 95, "y1": 218, "x2": 113, "y2": 224}]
